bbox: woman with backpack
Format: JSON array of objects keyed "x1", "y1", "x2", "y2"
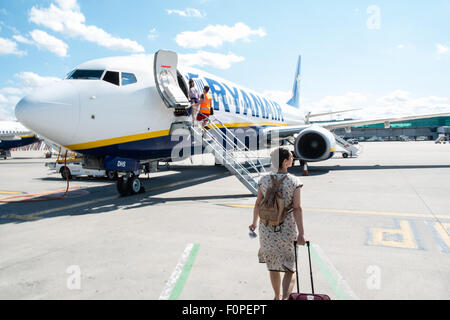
[{"x1": 249, "y1": 147, "x2": 306, "y2": 300}]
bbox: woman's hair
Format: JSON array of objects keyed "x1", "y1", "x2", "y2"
[
  {"x1": 204, "y1": 86, "x2": 210, "y2": 93},
  {"x1": 271, "y1": 147, "x2": 292, "y2": 169}
]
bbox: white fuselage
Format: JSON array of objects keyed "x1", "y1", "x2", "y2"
[
  {"x1": 0, "y1": 120, "x2": 37, "y2": 153},
  {"x1": 15, "y1": 54, "x2": 305, "y2": 160},
  {"x1": 0, "y1": 121, "x2": 32, "y2": 138}
]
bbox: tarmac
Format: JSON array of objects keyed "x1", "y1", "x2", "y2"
[{"x1": 0, "y1": 141, "x2": 449, "y2": 300}]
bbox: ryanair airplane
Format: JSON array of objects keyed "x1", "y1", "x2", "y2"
[
  {"x1": 14, "y1": 50, "x2": 450, "y2": 194},
  {"x1": 0, "y1": 120, "x2": 38, "y2": 159}
]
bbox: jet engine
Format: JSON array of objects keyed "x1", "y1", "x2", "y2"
[{"x1": 293, "y1": 125, "x2": 336, "y2": 162}]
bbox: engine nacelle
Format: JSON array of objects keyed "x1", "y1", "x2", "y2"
[{"x1": 294, "y1": 125, "x2": 336, "y2": 162}]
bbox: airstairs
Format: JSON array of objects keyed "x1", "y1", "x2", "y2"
[
  {"x1": 333, "y1": 133, "x2": 361, "y2": 158},
  {"x1": 188, "y1": 116, "x2": 271, "y2": 196},
  {"x1": 435, "y1": 135, "x2": 447, "y2": 144}
]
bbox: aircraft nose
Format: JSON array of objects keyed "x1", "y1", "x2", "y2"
[{"x1": 15, "y1": 81, "x2": 79, "y2": 145}]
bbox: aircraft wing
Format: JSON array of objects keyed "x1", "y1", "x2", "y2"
[
  {"x1": 0, "y1": 135, "x2": 22, "y2": 141},
  {"x1": 262, "y1": 111, "x2": 450, "y2": 138}
]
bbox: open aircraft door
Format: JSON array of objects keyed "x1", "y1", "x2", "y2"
[{"x1": 154, "y1": 50, "x2": 190, "y2": 110}]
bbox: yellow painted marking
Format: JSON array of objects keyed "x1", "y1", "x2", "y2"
[
  {"x1": 227, "y1": 204, "x2": 258, "y2": 208},
  {"x1": 371, "y1": 220, "x2": 418, "y2": 249},
  {"x1": 2, "y1": 214, "x2": 39, "y2": 221},
  {"x1": 65, "y1": 129, "x2": 170, "y2": 150},
  {"x1": 56, "y1": 158, "x2": 83, "y2": 163},
  {"x1": 433, "y1": 222, "x2": 450, "y2": 248},
  {"x1": 0, "y1": 191, "x2": 22, "y2": 195},
  {"x1": 224, "y1": 204, "x2": 449, "y2": 220}
]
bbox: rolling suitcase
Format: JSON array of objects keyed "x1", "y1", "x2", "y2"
[{"x1": 288, "y1": 241, "x2": 331, "y2": 300}]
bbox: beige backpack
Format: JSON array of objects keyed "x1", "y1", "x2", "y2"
[{"x1": 259, "y1": 175, "x2": 289, "y2": 226}]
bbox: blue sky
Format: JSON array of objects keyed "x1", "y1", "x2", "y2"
[{"x1": 0, "y1": 0, "x2": 449, "y2": 120}]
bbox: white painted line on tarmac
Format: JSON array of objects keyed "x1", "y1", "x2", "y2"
[
  {"x1": 310, "y1": 243, "x2": 359, "y2": 300},
  {"x1": 159, "y1": 243, "x2": 199, "y2": 300}
]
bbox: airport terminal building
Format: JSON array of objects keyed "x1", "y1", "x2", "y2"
[{"x1": 331, "y1": 116, "x2": 450, "y2": 141}]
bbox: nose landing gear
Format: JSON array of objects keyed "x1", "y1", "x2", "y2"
[{"x1": 116, "y1": 174, "x2": 145, "y2": 197}]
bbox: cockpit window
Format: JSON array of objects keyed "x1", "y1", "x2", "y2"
[
  {"x1": 103, "y1": 71, "x2": 120, "y2": 86},
  {"x1": 122, "y1": 73, "x2": 137, "y2": 86},
  {"x1": 67, "y1": 69, "x2": 104, "y2": 80}
]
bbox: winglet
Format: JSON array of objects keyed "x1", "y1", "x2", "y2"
[{"x1": 286, "y1": 55, "x2": 301, "y2": 109}]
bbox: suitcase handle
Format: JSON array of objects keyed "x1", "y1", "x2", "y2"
[{"x1": 293, "y1": 240, "x2": 314, "y2": 295}]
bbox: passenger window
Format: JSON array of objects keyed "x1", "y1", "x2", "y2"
[
  {"x1": 122, "y1": 73, "x2": 137, "y2": 86},
  {"x1": 103, "y1": 71, "x2": 120, "y2": 86}
]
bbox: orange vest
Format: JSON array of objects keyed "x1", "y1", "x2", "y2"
[{"x1": 200, "y1": 93, "x2": 212, "y2": 115}]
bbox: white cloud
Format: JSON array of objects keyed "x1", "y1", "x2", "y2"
[
  {"x1": 175, "y1": 22, "x2": 267, "y2": 49},
  {"x1": 397, "y1": 44, "x2": 405, "y2": 49},
  {"x1": 29, "y1": 0, "x2": 144, "y2": 53},
  {"x1": 318, "y1": 92, "x2": 368, "y2": 109},
  {"x1": 376, "y1": 90, "x2": 450, "y2": 116},
  {"x1": 0, "y1": 20, "x2": 19, "y2": 34},
  {"x1": 147, "y1": 28, "x2": 158, "y2": 41},
  {"x1": 0, "y1": 90, "x2": 21, "y2": 120},
  {"x1": 13, "y1": 35, "x2": 33, "y2": 45},
  {"x1": 0, "y1": 93, "x2": 20, "y2": 120},
  {"x1": 55, "y1": 0, "x2": 78, "y2": 11},
  {"x1": 15, "y1": 72, "x2": 61, "y2": 89},
  {"x1": 167, "y1": 8, "x2": 205, "y2": 18},
  {"x1": 179, "y1": 51, "x2": 244, "y2": 69},
  {"x1": 436, "y1": 43, "x2": 449, "y2": 55},
  {"x1": 15, "y1": 30, "x2": 68, "y2": 57},
  {"x1": 302, "y1": 90, "x2": 450, "y2": 120},
  {"x1": 0, "y1": 37, "x2": 26, "y2": 56},
  {"x1": 0, "y1": 72, "x2": 61, "y2": 120},
  {"x1": 0, "y1": 87, "x2": 23, "y2": 95},
  {"x1": 262, "y1": 90, "x2": 292, "y2": 105}
]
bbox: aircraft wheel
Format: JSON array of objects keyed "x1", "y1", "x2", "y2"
[
  {"x1": 343, "y1": 153, "x2": 349, "y2": 158},
  {"x1": 117, "y1": 177, "x2": 129, "y2": 197},
  {"x1": 128, "y1": 176, "x2": 141, "y2": 195},
  {"x1": 60, "y1": 167, "x2": 72, "y2": 180}
]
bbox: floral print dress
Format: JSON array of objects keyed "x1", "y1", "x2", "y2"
[{"x1": 257, "y1": 173, "x2": 303, "y2": 272}]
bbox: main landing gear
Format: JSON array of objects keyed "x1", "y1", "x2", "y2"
[{"x1": 116, "y1": 174, "x2": 145, "y2": 197}]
